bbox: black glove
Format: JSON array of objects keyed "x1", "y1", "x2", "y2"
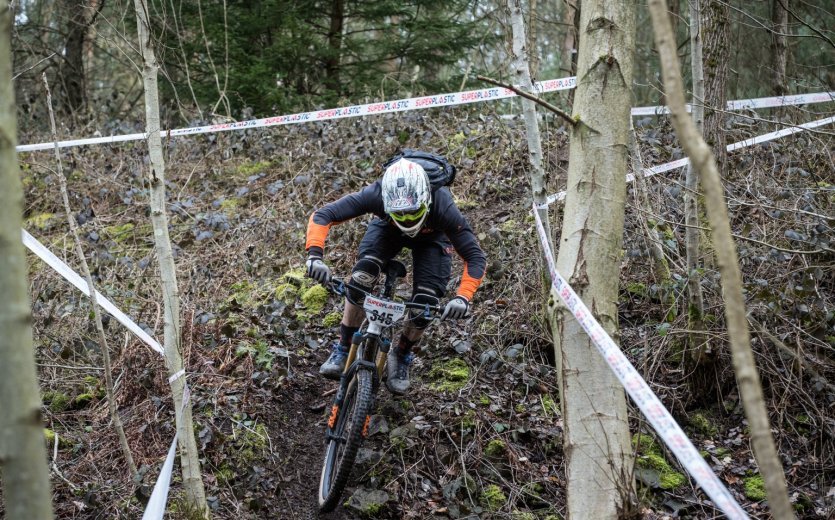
[
  {"x1": 442, "y1": 296, "x2": 469, "y2": 320},
  {"x1": 305, "y1": 253, "x2": 331, "y2": 284}
]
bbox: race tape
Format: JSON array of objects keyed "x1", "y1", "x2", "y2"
[
  {"x1": 22, "y1": 229, "x2": 164, "y2": 355},
  {"x1": 15, "y1": 77, "x2": 578, "y2": 152},
  {"x1": 141, "y1": 433, "x2": 178, "y2": 520},
  {"x1": 531, "y1": 206, "x2": 748, "y2": 519},
  {"x1": 545, "y1": 115, "x2": 835, "y2": 205},
  {"x1": 23, "y1": 227, "x2": 193, "y2": 517},
  {"x1": 15, "y1": 73, "x2": 831, "y2": 153},
  {"x1": 631, "y1": 90, "x2": 834, "y2": 116}
]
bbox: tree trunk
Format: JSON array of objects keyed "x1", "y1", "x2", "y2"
[
  {"x1": 561, "y1": 0, "x2": 579, "y2": 76},
  {"x1": 771, "y1": 0, "x2": 789, "y2": 96},
  {"x1": 648, "y1": 3, "x2": 795, "y2": 518},
  {"x1": 58, "y1": 0, "x2": 104, "y2": 119},
  {"x1": 685, "y1": 0, "x2": 709, "y2": 365},
  {"x1": 701, "y1": 0, "x2": 729, "y2": 175},
  {"x1": 133, "y1": 1, "x2": 209, "y2": 516},
  {"x1": 667, "y1": 0, "x2": 679, "y2": 41},
  {"x1": 508, "y1": 0, "x2": 551, "y2": 248},
  {"x1": 550, "y1": 1, "x2": 635, "y2": 517},
  {"x1": 325, "y1": 0, "x2": 345, "y2": 93},
  {"x1": 0, "y1": 5, "x2": 54, "y2": 517}
]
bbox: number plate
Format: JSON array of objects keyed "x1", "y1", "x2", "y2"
[{"x1": 363, "y1": 295, "x2": 406, "y2": 326}]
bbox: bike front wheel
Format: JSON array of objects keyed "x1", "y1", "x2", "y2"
[{"x1": 318, "y1": 368, "x2": 374, "y2": 512}]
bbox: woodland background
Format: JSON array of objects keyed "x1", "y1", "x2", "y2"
[{"x1": 1, "y1": 0, "x2": 834, "y2": 519}]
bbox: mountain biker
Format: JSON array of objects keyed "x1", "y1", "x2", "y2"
[{"x1": 304, "y1": 152, "x2": 487, "y2": 395}]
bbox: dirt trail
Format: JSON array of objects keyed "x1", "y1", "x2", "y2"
[{"x1": 260, "y1": 353, "x2": 355, "y2": 520}]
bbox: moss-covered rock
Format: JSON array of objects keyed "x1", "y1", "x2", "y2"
[
  {"x1": 301, "y1": 285, "x2": 329, "y2": 314},
  {"x1": 632, "y1": 433, "x2": 659, "y2": 453},
  {"x1": 344, "y1": 488, "x2": 389, "y2": 518},
  {"x1": 633, "y1": 433, "x2": 686, "y2": 490},
  {"x1": 323, "y1": 311, "x2": 342, "y2": 327},
  {"x1": 743, "y1": 475, "x2": 766, "y2": 500},
  {"x1": 219, "y1": 198, "x2": 241, "y2": 215},
  {"x1": 26, "y1": 212, "x2": 57, "y2": 230},
  {"x1": 688, "y1": 410, "x2": 719, "y2": 436},
  {"x1": 480, "y1": 484, "x2": 507, "y2": 512},
  {"x1": 274, "y1": 283, "x2": 299, "y2": 304},
  {"x1": 236, "y1": 160, "x2": 271, "y2": 177},
  {"x1": 215, "y1": 465, "x2": 235, "y2": 485},
  {"x1": 104, "y1": 222, "x2": 135, "y2": 241},
  {"x1": 43, "y1": 390, "x2": 71, "y2": 412},
  {"x1": 73, "y1": 392, "x2": 96, "y2": 408},
  {"x1": 485, "y1": 439, "x2": 507, "y2": 457},
  {"x1": 636, "y1": 452, "x2": 687, "y2": 490},
  {"x1": 428, "y1": 358, "x2": 470, "y2": 392},
  {"x1": 43, "y1": 428, "x2": 72, "y2": 449}
]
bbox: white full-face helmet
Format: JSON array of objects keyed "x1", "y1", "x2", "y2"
[{"x1": 381, "y1": 158, "x2": 431, "y2": 237}]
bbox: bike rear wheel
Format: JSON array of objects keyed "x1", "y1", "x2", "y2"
[{"x1": 318, "y1": 368, "x2": 374, "y2": 512}]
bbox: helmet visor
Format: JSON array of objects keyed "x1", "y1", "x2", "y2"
[{"x1": 390, "y1": 202, "x2": 428, "y2": 226}]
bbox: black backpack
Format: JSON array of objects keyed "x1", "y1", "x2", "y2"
[{"x1": 383, "y1": 149, "x2": 457, "y2": 189}]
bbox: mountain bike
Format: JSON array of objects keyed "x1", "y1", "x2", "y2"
[{"x1": 317, "y1": 259, "x2": 443, "y2": 512}]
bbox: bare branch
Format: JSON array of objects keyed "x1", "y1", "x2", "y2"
[{"x1": 476, "y1": 74, "x2": 576, "y2": 127}]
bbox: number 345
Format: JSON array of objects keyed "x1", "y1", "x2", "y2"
[{"x1": 370, "y1": 310, "x2": 394, "y2": 325}]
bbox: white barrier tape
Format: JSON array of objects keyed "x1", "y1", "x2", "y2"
[
  {"x1": 22, "y1": 229, "x2": 165, "y2": 355},
  {"x1": 631, "y1": 91, "x2": 834, "y2": 117},
  {"x1": 531, "y1": 205, "x2": 747, "y2": 518},
  {"x1": 545, "y1": 115, "x2": 835, "y2": 205},
  {"x1": 23, "y1": 227, "x2": 194, "y2": 518},
  {"x1": 15, "y1": 71, "x2": 829, "y2": 153},
  {"x1": 168, "y1": 368, "x2": 186, "y2": 384},
  {"x1": 141, "y1": 433, "x2": 178, "y2": 520},
  {"x1": 727, "y1": 115, "x2": 835, "y2": 151},
  {"x1": 728, "y1": 91, "x2": 834, "y2": 110},
  {"x1": 15, "y1": 77, "x2": 578, "y2": 153}
]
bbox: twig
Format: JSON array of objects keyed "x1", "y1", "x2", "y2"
[
  {"x1": 749, "y1": 317, "x2": 835, "y2": 394},
  {"x1": 12, "y1": 52, "x2": 57, "y2": 81},
  {"x1": 51, "y1": 430, "x2": 78, "y2": 491},
  {"x1": 42, "y1": 73, "x2": 139, "y2": 480},
  {"x1": 476, "y1": 75, "x2": 576, "y2": 127}
]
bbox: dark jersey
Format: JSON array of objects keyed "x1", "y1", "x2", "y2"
[{"x1": 305, "y1": 181, "x2": 486, "y2": 300}]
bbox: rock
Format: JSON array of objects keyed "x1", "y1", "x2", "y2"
[
  {"x1": 344, "y1": 488, "x2": 389, "y2": 516},
  {"x1": 354, "y1": 448, "x2": 384, "y2": 473},
  {"x1": 390, "y1": 422, "x2": 419, "y2": 449},
  {"x1": 453, "y1": 339, "x2": 471, "y2": 354},
  {"x1": 505, "y1": 343, "x2": 523, "y2": 360},
  {"x1": 367, "y1": 415, "x2": 389, "y2": 436},
  {"x1": 479, "y1": 349, "x2": 498, "y2": 364}
]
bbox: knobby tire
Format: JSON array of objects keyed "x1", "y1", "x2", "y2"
[{"x1": 317, "y1": 368, "x2": 374, "y2": 512}]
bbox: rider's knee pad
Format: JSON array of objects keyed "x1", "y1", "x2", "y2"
[
  {"x1": 409, "y1": 289, "x2": 440, "y2": 329},
  {"x1": 347, "y1": 256, "x2": 382, "y2": 305}
]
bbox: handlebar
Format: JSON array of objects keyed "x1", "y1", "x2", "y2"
[{"x1": 327, "y1": 277, "x2": 443, "y2": 315}]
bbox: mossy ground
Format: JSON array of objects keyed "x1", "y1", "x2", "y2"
[
  {"x1": 743, "y1": 474, "x2": 766, "y2": 500},
  {"x1": 480, "y1": 484, "x2": 507, "y2": 512},
  {"x1": 428, "y1": 358, "x2": 470, "y2": 392},
  {"x1": 632, "y1": 433, "x2": 686, "y2": 490},
  {"x1": 485, "y1": 439, "x2": 507, "y2": 457}
]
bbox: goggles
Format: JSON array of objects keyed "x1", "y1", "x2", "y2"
[{"x1": 390, "y1": 203, "x2": 428, "y2": 225}]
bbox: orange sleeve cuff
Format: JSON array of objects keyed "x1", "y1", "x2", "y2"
[
  {"x1": 456, "y1": 262, "x2": 484, "y2": 301},
  {"x1": 305, "y1": 213, "x2": 332, "y2": 251}
]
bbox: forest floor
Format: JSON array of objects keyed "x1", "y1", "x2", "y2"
[{"x1": 7, "y1": 105, "x2": 835, "y2": 519}]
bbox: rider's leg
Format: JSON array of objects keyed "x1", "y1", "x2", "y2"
[
  {"x1": 396, "y1": 239, "x2": 452, "y2": 356},
  {"x1": 387, "y1": 240, "x2": 451, "y2": 394},
  {"x1": 320, "y1": 220, "x2": 402, "y2": 379}
]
